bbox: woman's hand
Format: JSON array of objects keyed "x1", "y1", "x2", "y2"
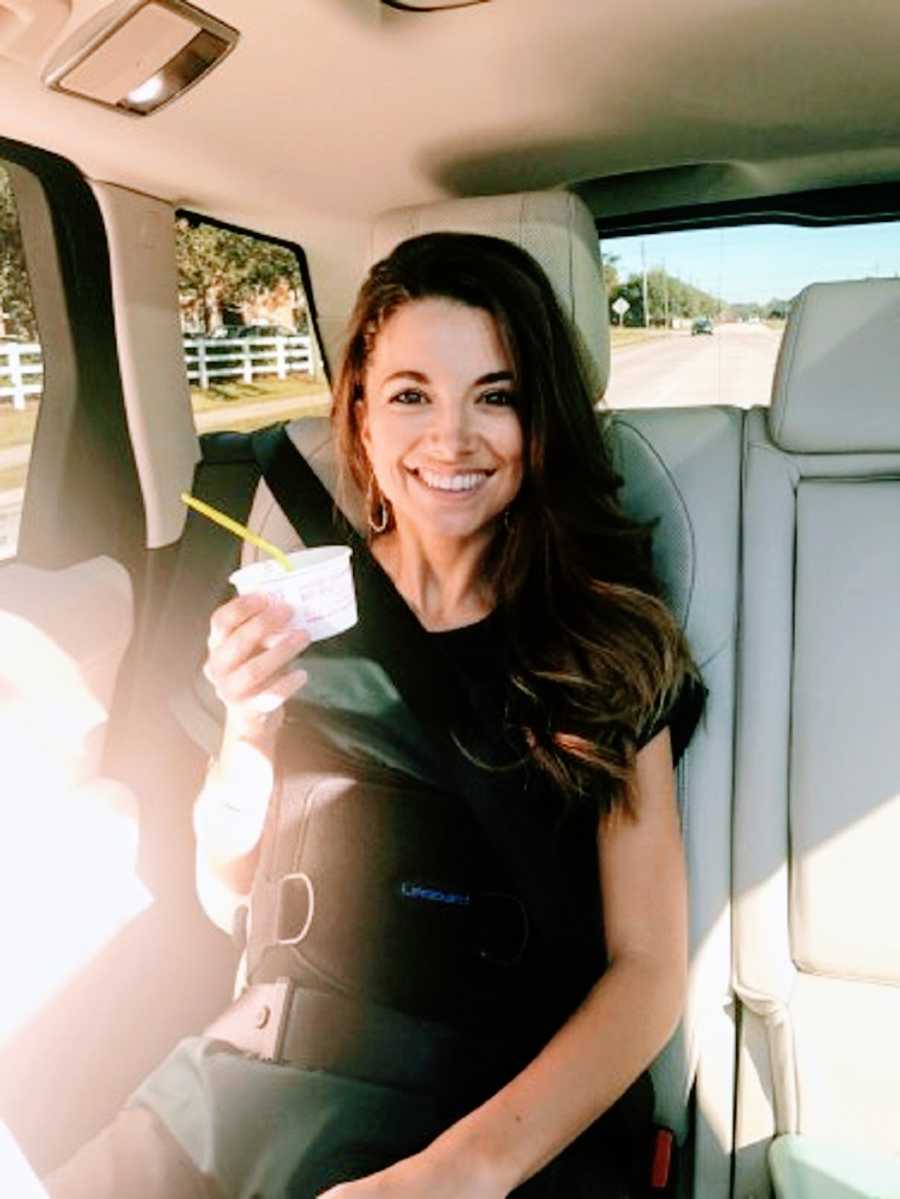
[
  {"x1": 317, "y1": 1143, "x2": 509, "y2": 1199},
  {"x1": 203, "y1": 592, "x2": 311, "y2": 742}
]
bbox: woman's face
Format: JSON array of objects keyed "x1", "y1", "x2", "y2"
[{"x1": 358, "y1": 297, "x2": 524, "y2": 547}]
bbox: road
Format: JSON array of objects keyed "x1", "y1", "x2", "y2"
[{"x1": 604, "y1": 322, "x2": 782, "y2": 409}]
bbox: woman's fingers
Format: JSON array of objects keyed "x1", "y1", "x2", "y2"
[
  {"x1": 223, "y1": 642, "x2": 310, "y2": 706},
  {"x1": 243, "y1": 667, "x2": 309, "y2": 713},
  {"x1": 207, "y1": 595, "x2": 290, "y2": 668},
  {"x1": 207, "y1": 592, "x2": 269, "y2": 651},
  {"x1": 203, "y1": 593, "x2": 312, "y2": 709}
]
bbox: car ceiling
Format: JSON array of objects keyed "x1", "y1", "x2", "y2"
[{"x1": 2, "y1": 0, "x2": 900, "y2": 241}]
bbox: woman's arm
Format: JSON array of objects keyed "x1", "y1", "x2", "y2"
[
  {"x1": 320, "y1": 727, "x2": 687, "y2": 1198},
  {"x1": 193, "y1": 719, "x2": 279, "y2": 931},
  {"x1": 193, "y1": 592, "x2": 310, "y2": 931}
]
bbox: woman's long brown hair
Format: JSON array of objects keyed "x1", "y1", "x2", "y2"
[{"x1": 332, "y1": 232, "x2": 697, "y2": 819}]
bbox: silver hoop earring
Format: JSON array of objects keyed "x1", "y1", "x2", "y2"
[
  {"x1": 367, "y1": 477, "x2": 389, "y2": 534},
  {"x1": 369, "y1": 500, "x2": 388, "y2": 534}
]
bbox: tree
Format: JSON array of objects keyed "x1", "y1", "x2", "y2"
[
  {"x1": 763, "y1": 297, "x2": 790, "y2": 320},
  {"x1": 0, "y1": 168, "x2": 37, "y2": 339},
  {"x1": 609, "y1": 276, "x2": 646, "y2": 325},
  {"x1": 608, "y1": 266, "x2": 723, "y2": 326},
  {"x1": 602, "y1": 252, "x2": 621, "y2": 297},
  {"x1": 175, "y1": 218, "x2": 307, "y2": 333}
]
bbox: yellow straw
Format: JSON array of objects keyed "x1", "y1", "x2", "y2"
[{"x1": 181, "y1": 492, "x2": 293, "y2": 573}]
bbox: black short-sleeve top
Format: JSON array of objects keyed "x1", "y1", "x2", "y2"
[
  {"x1": 287, "y1": 555, "x2": 706, "y2": 1050},
  {"x1": 635, "y1": 671, "x2": 708, "y2": 766},
  {"x1": 420, "y1": 609, "x2": 706, "y2": 1027}
]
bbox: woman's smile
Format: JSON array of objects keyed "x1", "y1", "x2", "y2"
[{"x1": 409, "y1": 466, "x2": 494, "y2": 495}]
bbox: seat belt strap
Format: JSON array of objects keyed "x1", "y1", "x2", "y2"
[
  {"x1": 250, "y1": 423, "x2": 360, "y2": 550},
  {"x1": 157, "y1": 433, "x2": 262, "y2": 688}
]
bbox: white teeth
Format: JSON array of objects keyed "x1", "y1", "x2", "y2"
[{"x1": 418, "y1": 470, "x2": 488, "y2": 492}]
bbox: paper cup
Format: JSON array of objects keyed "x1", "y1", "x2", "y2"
[{"x1": 229, "y1": 546, "x2": 357, "y2": 643}]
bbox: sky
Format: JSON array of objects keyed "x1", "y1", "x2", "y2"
[{"x1": 602, "y1": 221, "x2": 900, "y2": 305}]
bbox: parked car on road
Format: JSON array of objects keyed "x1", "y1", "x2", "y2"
[
  {"x1": 691, "y1": 316, "x2": 714, "y2": 335},
  {"x1": 202, "y1": 323, "x2": 295, "y2": 339},
  {"x1": 232, "y1": 323, "x2": 296, "y2": 339}
]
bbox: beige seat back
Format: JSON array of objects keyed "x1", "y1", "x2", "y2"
[
  {"x1": 613, "y1": 406, "x2": 741, "y2": 1199},
  {"x1": 732, "y1": 280, "x2": 900, "y2": 1197}
]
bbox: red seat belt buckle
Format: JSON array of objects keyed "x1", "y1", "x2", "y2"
[{"x1": 649, "y1": 1127, "x2": 675, "y2": 1190}]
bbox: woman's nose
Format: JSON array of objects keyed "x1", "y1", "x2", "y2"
[{"x1": 426, "y1": 401, "x2": 474, "y2": 452}]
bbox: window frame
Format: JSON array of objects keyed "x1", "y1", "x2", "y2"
[{"x1": 176, "y1": 207, "x2": 329, "y2": 385}]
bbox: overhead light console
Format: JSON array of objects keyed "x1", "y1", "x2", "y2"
[{"x1": 42, "y1": 0, "x2": 237, "y2": 116}]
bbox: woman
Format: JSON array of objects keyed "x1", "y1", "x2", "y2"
[{"x1": 47, "y1": 232, "x2": 704, "y2": 1199}]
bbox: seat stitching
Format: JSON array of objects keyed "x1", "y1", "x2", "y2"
[
  {"x1": 610, "y1": 418, "x2": 697, "y2": 633},
  {"x1": 771, "y1": 286, "x2": 809, "y2": 446},
  {"x1": 696, "y1": 636, "x2": 734, "y2": 673}
]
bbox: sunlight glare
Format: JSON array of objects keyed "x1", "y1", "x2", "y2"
[
  {"x1": 0, "y1": 613, "x2": 152, "y2": 1045},
  {"x1": 0, "y1": 1120, "x2": 48, "y2": 1197}
]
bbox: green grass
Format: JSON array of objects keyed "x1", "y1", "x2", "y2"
[
  {"x1": 191, "y1": 374, "x2": 328, "y2": 409},
  {"x1": 0, "y1": 463, "x2": 26, "y2": 492},
  {"x1": 609, "y1": 327, "x2": 674, "y2": 348},
  {"x1": 0, "y1": 376, "x2": 329, "y2": 455},
  {"x1": 0, "y1": 400, "x2": 39, "y2": 450},
  {"x1": 199, "y1": 403, "x2": 332, "y2": 436}
]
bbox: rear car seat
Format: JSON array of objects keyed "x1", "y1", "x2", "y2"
[
  {"x1": 732, "y1": 280, "x2": 900, "y2": 1199},
  {"x1": 229, "y1": 191, "x2": 742, "y2": 1199},
  {"x1": 613, "y1": 406, "x2": 741, "y2": 1199}
]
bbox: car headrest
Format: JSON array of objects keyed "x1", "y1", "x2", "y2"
[
  {"x1": 769, "y1": 279, "x2": 900, "y2": 453},
  {"x1": 369, "y1": 191, "x2": 610, "y2": 398}
]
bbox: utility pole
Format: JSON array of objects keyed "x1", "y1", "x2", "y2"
[
  {"x1": 641, "y1": 240, "x2": 649, "y2": 328},
  {"x1": 662, "y1": 261, "x2": 669, "y2": 330}
]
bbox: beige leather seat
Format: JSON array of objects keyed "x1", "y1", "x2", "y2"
[
  {"x1": 234, "y1": 189, "x2": 743, "y2": 1198},
  {"x1": 613, "y1": 405, "x2": 741, "y2": 1198},
  {"x1": 732, "y1": 280, "x2": 900, "y2": 1198}
]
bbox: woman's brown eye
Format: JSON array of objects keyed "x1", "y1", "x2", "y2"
[
  {"x1": 392, "y1": 390, "x2": 425, "y2": 404},
  {"x1": 482, "y1": 390, "x2": 517, "y2": 406}
]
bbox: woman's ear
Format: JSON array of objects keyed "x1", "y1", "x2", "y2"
[{"x1": 355, "y1": 397, "x2": 371, "y2": 455}]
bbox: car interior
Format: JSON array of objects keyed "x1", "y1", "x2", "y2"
[{"x1": 1, "y1": 2, "x2": 900, "y2": 1197}]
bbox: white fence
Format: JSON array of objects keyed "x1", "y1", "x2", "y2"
[
  {"x1": 0, "y1": 334, "x2": 316, "y2": 409},
  {"x1": 0, "y1": 342, "x2": 43, "y2": 410},
  {"x1": 183, "y1": 334, "x2": 315, "y2": 390}
]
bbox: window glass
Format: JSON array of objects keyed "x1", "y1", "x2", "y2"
[
  {"x1": 176, "y1": 217, "x2": 330, "y2": 435},
  {"x1": 0, "y1": 162, "x2": 40, "y2": 560},
  {"x1": 601, "y1": 221, "x2": 900, "y2": 409}
]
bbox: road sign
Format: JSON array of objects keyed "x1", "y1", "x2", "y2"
[{"x1": 612, "y1": 297, "x2": 630, "y2": 316}]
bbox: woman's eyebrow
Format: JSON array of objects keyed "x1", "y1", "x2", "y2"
[
  {"x1": 474, "y1": 371, "x2": 514, "y2": 385},
  {"x1": 378, "y1": 368, "x2": 514, "y2": 386},
  {"x1": 381, "y1": 369, "x2": 429, "y2": 385}
]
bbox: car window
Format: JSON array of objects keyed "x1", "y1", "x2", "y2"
[
  {"x1": 601, "y1": 220, "x2": 900, "y2": 409},
  {"x1": 176, "y1": 216, "x2": 330, "y2": 436},
  {"x1": 0, "y1": 162, "x2": 41, "y2": 561}
]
